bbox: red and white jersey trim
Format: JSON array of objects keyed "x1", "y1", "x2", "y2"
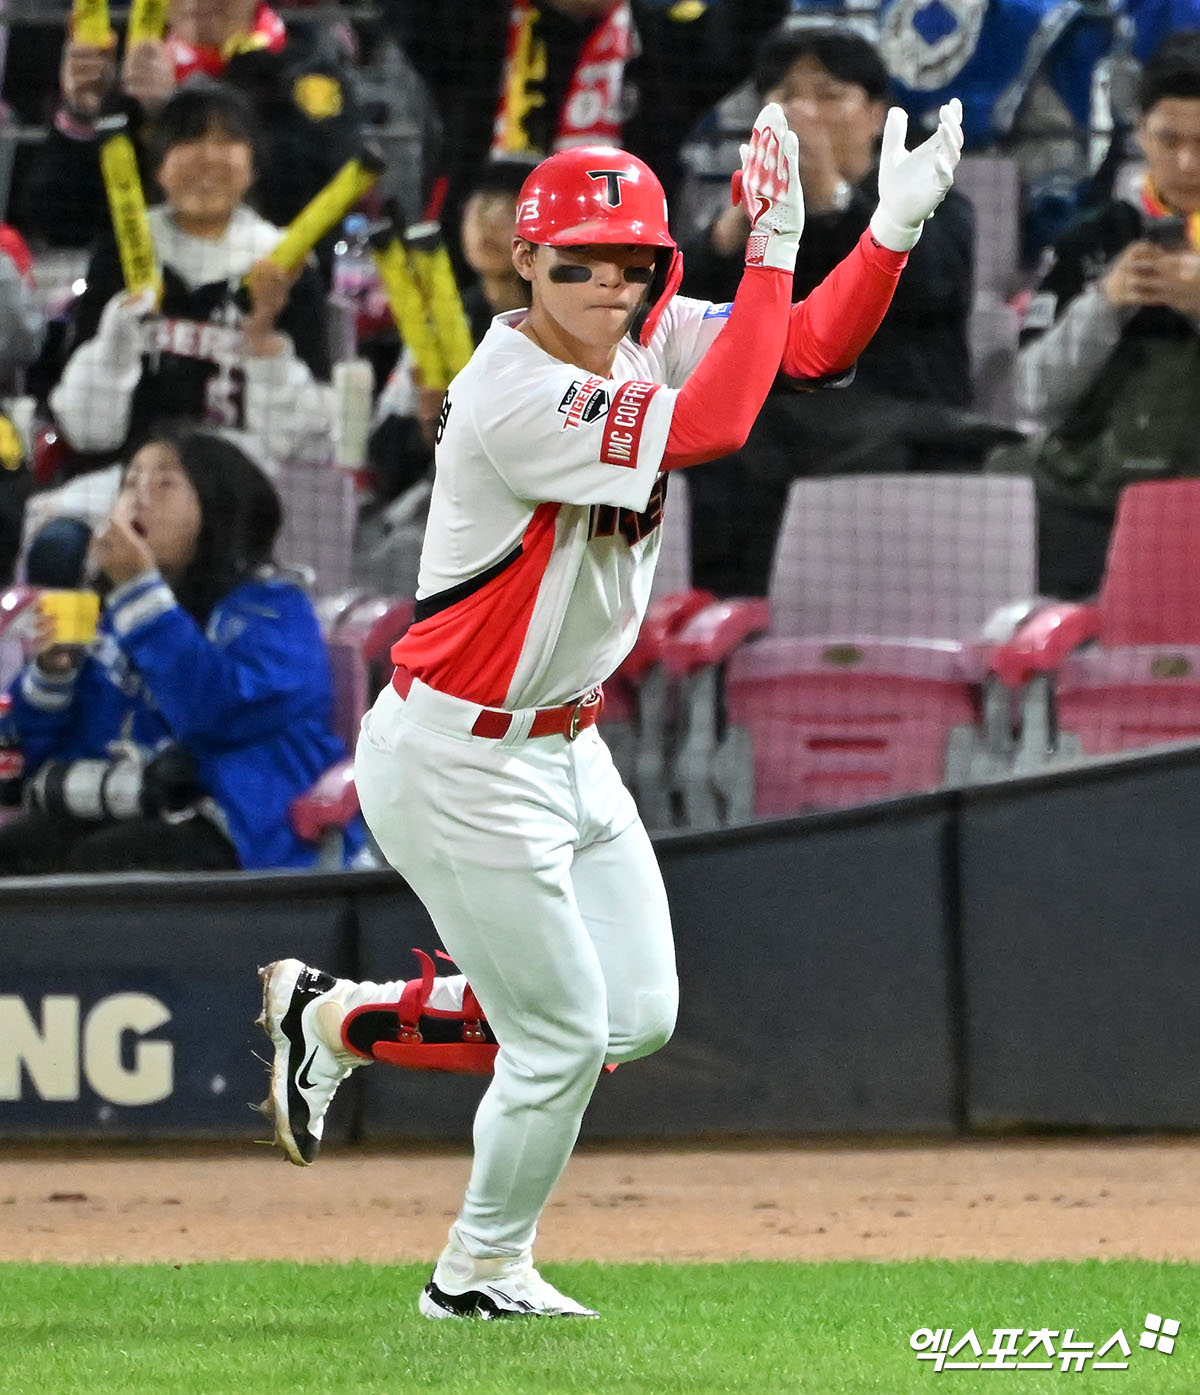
[{"x1": 392, "y1": 299, "x2": 729, "y2": 708}]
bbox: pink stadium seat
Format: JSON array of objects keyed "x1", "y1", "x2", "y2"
[
  {"x1": 989, "y1": 480, "x2": 1200, "y2": 769},
  {"x1": 323, "y1": 635, "x2": 372, "y2": 753},
  {"x1": 596, "y1": 473, "x2": 713, "y2": 825},
  {"x1": 289, "y1": 594, "x2": 413, "y2": 866},
  {"x1": 662, "y1": 474, "x2": 1037, "y2": 821},
  {"x1": 331, "y1": 593, "x2": 415, "y2": 692}
]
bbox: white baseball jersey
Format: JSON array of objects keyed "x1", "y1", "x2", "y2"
[{"x1": 391, "y1": 295, "x2": 732, "y2": 709}]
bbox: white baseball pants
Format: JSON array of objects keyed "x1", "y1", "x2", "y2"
[{"x1": 354, "y1": 676, "x2": 679, "y2": 1257}]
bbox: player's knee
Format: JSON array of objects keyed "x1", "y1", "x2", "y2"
[
  {"x1": 541, "y1": 1011, "x2": 610, "y2": 1080},
  {"x1": 607, "y1": 986, "x2": 677, "y2": 1064},
  {"x1": 498, "y1": 1014, "x2": 607, "y2": 1104}
]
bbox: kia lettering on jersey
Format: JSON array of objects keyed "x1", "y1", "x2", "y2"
[
  {"x1": 588, "y1": 474, "x2": 666, "y2": 546},
  {"x1": 600, "y1": 379, "x2": 660, "y2": 467},
  {"x1": 557, "y1": 375, "x2": 609, "y2": 430}
]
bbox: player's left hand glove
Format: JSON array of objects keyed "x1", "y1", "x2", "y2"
[
  {"x1": 731, "y1": 102, "x2": 803, "y2": 273},
  {"x1": 870, "y1": 97, "x2": 963, "y2": 252}
]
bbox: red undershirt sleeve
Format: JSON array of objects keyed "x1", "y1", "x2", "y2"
[
  {"x1": 661, "y1": 232, "x2": 909, "y2": 472},
  {"x1": 782, "y1": 229, "x2": 908, "y2": 380},
  {"x1": 662, "y1": 265, "x2": 793, "y2": 472}
]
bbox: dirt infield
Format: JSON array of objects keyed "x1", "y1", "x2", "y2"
[{"x1": 2, "y1": 1138, "x2": 1198, "y2": 1265}]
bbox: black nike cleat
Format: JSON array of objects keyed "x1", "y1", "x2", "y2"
[
  {"x1": 418, "y1": 1255, "x2": 599, "y2": 1319},
  {"x1": 257, "y1": 959, "x2": 362, "y2": 1166}
]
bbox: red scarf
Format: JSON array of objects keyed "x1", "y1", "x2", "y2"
[
  {"x1": 491, "y1": 0, "x2": 632, "y2": 156},
  {"x1": 1140, "y1": 176, "x2": 1200, "y2": 251},
  {"x1": 166, "y1": 2, "x2": 287, "y2": 81},
  {"x1": 0, "y1": 224, "x2": 33, "y2": 279}
]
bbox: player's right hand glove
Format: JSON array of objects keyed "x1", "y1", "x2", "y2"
[
  {"x1": 95, "y1": 286, "x2": 155, "y2": 375},
  {"x1": 870, "y1": 97, "x2": 963, "y2": 252},
  {"x1": 731, "y1": 102, "x2": 803, "y2": 273}
]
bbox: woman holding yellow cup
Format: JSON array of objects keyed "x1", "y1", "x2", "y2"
[
  {"x1": 37, "y1": 588, "x2": 101, "y2": 647},
  {"x1": 0, "y1": 425, "x2": 359, "y2": 873}
]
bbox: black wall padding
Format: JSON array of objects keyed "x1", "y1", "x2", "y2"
[
  {"x1": 356, "y1": 798, "x2": 960, "y2": 1141},
  {"x1": 959, "y1": 750, "x2": 1200, "y2": 1129},
  {"x1": 6, "y1": 742, "x2": 1200, "y2": 1141},
  {"x1": 0, "y1": 875, "x2": 356, "y2": 1139}
]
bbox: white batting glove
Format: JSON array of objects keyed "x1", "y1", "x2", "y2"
[
  {"x1": 870, "y1": 97, "x2": 963, "y2": 253},
  {"x1": 732, "y1": 102, "x2": 803, "y2": 273},
  {"x1": 95, "y1": 286, "x2": 156, "y2": 375}
]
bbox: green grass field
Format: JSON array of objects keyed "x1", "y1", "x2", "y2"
[{"x1": 2, "y1": 1260, "x2": 1194, "y2": 1393}]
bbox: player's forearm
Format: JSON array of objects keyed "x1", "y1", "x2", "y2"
[
  {"x1": 661, "y1": 265, "x2": 792, "y2": 471},
  {"x1": 781, "y1": 229, "x2": 907, "y2": 380}
]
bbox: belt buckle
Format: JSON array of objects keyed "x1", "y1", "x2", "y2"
[{"x1": 565, "y1": 689, "x2": 599, "y2": 742}]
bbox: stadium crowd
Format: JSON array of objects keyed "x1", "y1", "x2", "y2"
[{"x1": 3, "y1": 0, "x2": 1200, "y2": 870}]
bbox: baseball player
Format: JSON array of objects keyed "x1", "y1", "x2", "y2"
[{"x1": 260, "y1": 98, "x2": 963, "y2": 1319}]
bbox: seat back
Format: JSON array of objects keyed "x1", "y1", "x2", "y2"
[
  {"x1": 953, "y1": 154, "x2": 1023, "y2": 422},
  {"x1": 970, "y1": 289, "x2": 1021, "y2": 426},
  {"x1": 769, "y1": 474, "x2": 1037, "y2": 641},
  {"x1": 721, "y1": 476, "x2": 1035, "y2": 816},
  {"x1": 1098, "y1": 480, "x2": 1200, "y2": 647},
  {"x1": 323, "y1": 635, "x2": 369, "y2": 752},
  {"x1": 954, "y1": 154, "x2": 1021, "y2": 296},
  {"x1": 321, "y1": 594, "x2": 414, "y2": 751}
]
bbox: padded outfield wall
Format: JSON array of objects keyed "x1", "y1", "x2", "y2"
[{"x1": 2, "y1": 744, "x2": 1199, "y2": 1141}]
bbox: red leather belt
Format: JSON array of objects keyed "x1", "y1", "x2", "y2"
[{"x1": 391, "y1": 666, "x2": 604, "y2": 741}]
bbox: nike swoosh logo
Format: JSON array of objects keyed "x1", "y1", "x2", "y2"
[
  {"x1": 753, "y1": 194, "x2": 771, "y2": 224},
  {"x1": 296, "y1": 1047, "x2": 318, "y2": 1091},
  {"x1": 481, "y1": 1285, "x2": 536, "y2": 1312}
]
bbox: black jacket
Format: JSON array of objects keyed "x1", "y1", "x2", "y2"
[{"x1": 680, "y1": 174, "x2": 976, "y2": 408}]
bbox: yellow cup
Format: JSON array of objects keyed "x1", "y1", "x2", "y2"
[{"x1": 39, "y1": 589, "x2": 101, "y2": 645}]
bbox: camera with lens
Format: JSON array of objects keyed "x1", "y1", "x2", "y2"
[{"x1": 25, "y1": 740, "x2": 203, "y2": 821}]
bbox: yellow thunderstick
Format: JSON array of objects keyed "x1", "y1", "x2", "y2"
[
  {"x1": 72, "y1": 0, "x2": 113, "y2": 46},
  {"x1": 97, "y1": 116, "x2": 161, "y2": 302},
  {"x1": 264, "y1": 152, "x2": 385, "y2": 274},
  {"x1": 370, "y1": 209, "x2": 473, "y2": 392},
  {"x1": 126, "y1": 0, "x2": 167, "y2": 46},
  {"x1": 406, "y1": 222, "x2": 475, "y2": 381}
]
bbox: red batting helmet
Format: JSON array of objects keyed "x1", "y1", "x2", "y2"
[{"x1": 515, "y1": 146, "x2": 683, "y2": 347}]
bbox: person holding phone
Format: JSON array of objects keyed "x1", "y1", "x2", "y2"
[{"x1": 1015, "y1": 31, "x2": 1200, "y2": 599}]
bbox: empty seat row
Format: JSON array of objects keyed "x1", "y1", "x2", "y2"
[{"x1": 615, "y1": 473, "x2": 1200, "y2": 830}]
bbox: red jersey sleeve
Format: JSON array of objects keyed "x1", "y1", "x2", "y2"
[
  {"x1": 661, "y1": 265, "x2": 792, "y2": 472},
  {"x1": 782, "y1": 230, "x2": 908, "y2": 381}
]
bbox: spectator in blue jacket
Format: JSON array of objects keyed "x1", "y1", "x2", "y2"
[{"x1": 0, "y1": 425, "x2": 359, "y2": 874}]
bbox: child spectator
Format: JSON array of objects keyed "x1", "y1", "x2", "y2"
[
  {"x1": 14, "y1": 0, "x2": 361, "y2": 250},
  {"x1": 48, "y1": 81, "x2": 334, "y2": 482}
]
